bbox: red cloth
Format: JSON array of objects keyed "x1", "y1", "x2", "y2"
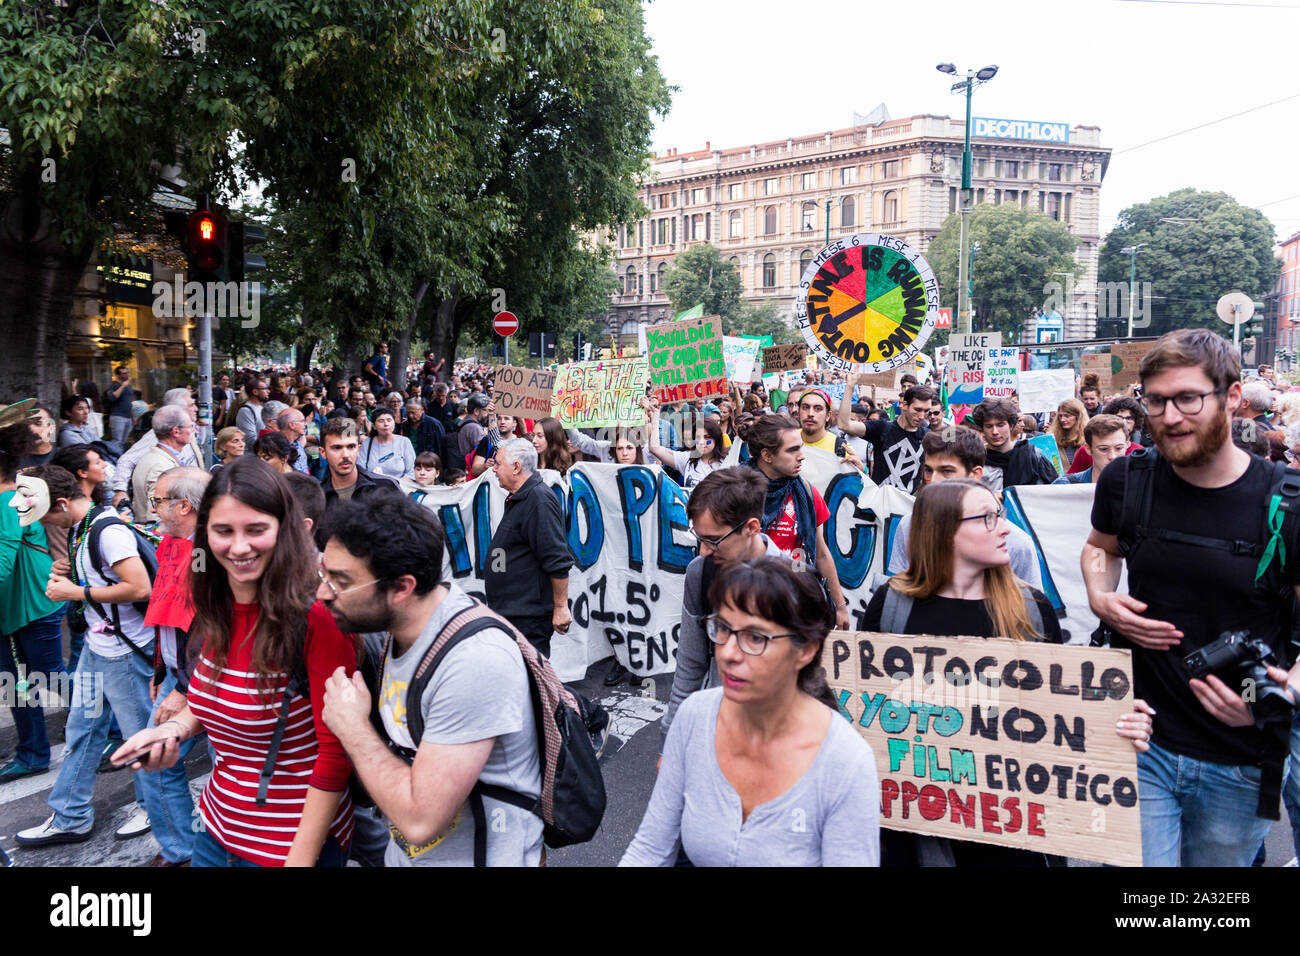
[
  {"x1": 765, "y1": 482, "x2": 830, "y2": 568},
  {"x1": 1067, "y1": 441, "x2": 1141, "y2": 474},
  {"x1": 143, "y1": 535, "x2": 195, "y2": 631},
  {"x1": 187, "y1": 600, "x2": 356, "y2": 866}
]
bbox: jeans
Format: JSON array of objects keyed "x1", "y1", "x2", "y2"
[
  {"x1": 108, "y1": 415, "x2": 133, "y2": 445},
  {"x1": 47, "y1": 643, "x2": 158, "y2": 833},
  {"x1": 0, "y1": 608, "x2": 68, "y2": 769},
  {"x1": 1281, "y1": 714, "x2": 1300, "y2": 862},
  {"x1": 191, "y1": 828, "x2": 347, "y2": 868},
  {"x1": 146, "y1": 672, "x2": 198, "y2": 863},
  {"x1": 1138, "y1": 739, "x2": 1281, "y2": 866}
]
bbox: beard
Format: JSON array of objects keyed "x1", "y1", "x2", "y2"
[
  {"x1": 327, "y1": 596, "x2": 397, "y2": 635},
  {"x1": 1152, "y1": 411, "x2": 1229, "y2": 467}
]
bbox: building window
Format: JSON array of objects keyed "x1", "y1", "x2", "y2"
[
  {"x1": 881, "y1": 160, "x2": 900, "y2": 179},
  {"x1": 840, "y1": 195, "x2": 855, "y2": 227},
  {"x1": 728, "y1": 210, "x2": 743, "y2": 238},
  {"x1": 649, "y1": 270, "x2": 656, "y2": 293},
  {"x1": 730, "y1": 256, "x2": 741, "y2": 292},
  {"x1": 799, "y1": 248, "x2": 813, "y2": 278},
  {"x1": 637, "y1": 221, "x2": 643, "y2": 245},
  {"x1": 800, "y1": 171, "x2": 817, "y2": 190},
  {"x1": 763, "y1": 205, "x2": 777, "y2": 234},
  {"x1": 840, "y1": 166, "x2": 857, "y2": 185},
  {"x1": 976, "y1": 188, "x2": 985, "y2": 205},
  {"x1": 1046, "y1": 192, "x2": 1061, "y2": 220},
  {"x1": 764, "y1": 177, "x2": 781, "y2": 196},
  {"x1": 638, "y1": 273, "x2": 644, "y2": 294},
  {"x1": 1063, "y1": 193, "x2": 1072, "y2": 222},
  {"x1": 620, "y1": 318, "x2": 638, "y2": 336},
  {"x1": 625, "y1": 266, "x2": 635, "y2": 294},
  {"x1": 656, "y1": 194, "x2": 670, "y2": 210},
  {"x1": 976, "y1": 158, "x2": 986, "y2": 177},
  {"x1": 949, "y1": 187, "x2": 957, "y2": 214},
  {"x1": 728, "y1": 182, "x2": 744, "y2": 200},
  {"x1": 801, "y1": 201, "x2": 817, "y2": 231},
  {"x1": 691, "y1": 187, "x2": 708, "y2": 205},
  {"x1": 1005, "y1": 160, "x2": 1019, "y2": 178},
  {"x1": 883, "y1": 191, "x2": 898, "y2": 222},
  {"x1": 691, "y1": 213, "x2": 705, "y2": 239},
  {"x1": 654, "y1": 219, "x2": 669, "y2": 244},
  {"x1": 657, "y1": 262, "x2": 666, "y2": 291},
  {"x1": 763, "y1": 253, "x2": 776, "y2": 289},
  {"x1": 1048, "y1": 164, "x2": 1062, "y2": 181},
  {"x1": 1004, "y1": 189, "x2": 1017, "y2": 205}
]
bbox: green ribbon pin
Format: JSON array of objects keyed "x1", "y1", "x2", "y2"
[{"x1": 1256, "y1": 494, "x2": 1287, "y2": 585}]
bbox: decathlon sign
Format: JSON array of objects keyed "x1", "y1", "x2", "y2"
[{"x1": 973, "y1": 117, "x2": 1070, "y2": 144}]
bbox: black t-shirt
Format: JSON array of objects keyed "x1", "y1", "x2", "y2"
[
  {"x1": 473, "y1": 434, "x2": 495, "y2": 463},
  {"x1": 984, "y1": 441, "x2": 1058, "y2": 492},
  {"x1": 862, "y1": 420, "x2": 926, "y2": 492},
  {"x1": 862, "y1": 587, "x2": 1063, "y2": 867},
  {"x1": 1091, "y1": 454, "x2": 1297, "y2": 765}
]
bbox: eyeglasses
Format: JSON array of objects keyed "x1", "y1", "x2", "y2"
[
  {"x1": 316, "y1": 565, "x2": 385, "y2": 598},
  {"x1": 1141, "y1": 390, "x2": 1219, "y2": 417},
  {"x1": 689, "y1": 521, "x2": 747, "y2": 551},
  {"x1": 148, "y1": 496, "x2": 181, "y2": 508},
  {"x1": 958, "y1": 508, "x2": 1006, "y2": 532},
  {"x1": 704, "y1": 615, "x2": 797, "y2": 656}
]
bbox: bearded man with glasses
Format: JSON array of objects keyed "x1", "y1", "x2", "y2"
[{"x1": 1084, "y1": 328, "x2": 1300, "y2": 866}]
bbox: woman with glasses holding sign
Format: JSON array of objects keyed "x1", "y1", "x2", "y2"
[
  {"x1": 863, "y1": 478, "x2": 1152, "y2": 866},
  {"x1": 621, "y1": 557, "x2": 880, "y2": 866},
  {"x1": 112, "y1": 457, "x2": 359, "y2": 867}
]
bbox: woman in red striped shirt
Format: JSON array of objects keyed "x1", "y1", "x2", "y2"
[{"x1": 114, "y1": 457, "x2": 357, "y2": 866}]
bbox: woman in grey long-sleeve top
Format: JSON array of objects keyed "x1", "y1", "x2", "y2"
[{"x1": 622, "y1": 558, "x2": 879, "y2": 867}]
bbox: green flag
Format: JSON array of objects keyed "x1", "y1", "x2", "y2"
[{"x1": 673, "y1": 303, "x2": 705, "y2": 321}]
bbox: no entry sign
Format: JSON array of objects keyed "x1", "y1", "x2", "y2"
[{"x1": 493, "y1": 311, "x2": 519, "y2": 337}]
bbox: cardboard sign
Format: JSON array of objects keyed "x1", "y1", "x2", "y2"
[
  {"x1": 1110, "y1": 342, "x2": 1152, "y2": 393},
  {"x1": 1018, "y1": 368, "x2": 1076, "y2": 414},
  {"x1": 984, "y1": 346, "x2": 1019, "y2": 400},
  {"x1": 858, "y1": 369, "x2": 902, "y2": 389},
  {"x1": 1030, "y1": 433, "x2": 1065, "y2": 477},
  {"x1": 551, "y1": 358, "x2": 649, "y2": 428},
  {"x1": 646, "y1": 315, "x2": 729, "y2": 402},
  {"x1": 823, "y1": 632, "x2": 1141, "y2": 866},
  {"x1": 763, "y1": 343, "x2": 808, "y2": 374},
  {"x1": 1081, "y1": 353, "x2": 1113, "y2": 393},
  {"x1": 491, "y1": 365, "x2": 556, "y2": 418},
  {"x1": 796, "y1": 233, "x2": 940, "y2": 374},
  {"x1": 945, "y1": 333, "x2": 1001, "y2": 405}
]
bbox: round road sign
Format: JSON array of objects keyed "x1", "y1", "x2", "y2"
[{"x1": 493, "y1": 311, "x2": 519, "y2": 337}]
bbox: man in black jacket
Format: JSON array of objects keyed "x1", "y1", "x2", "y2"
[
  {"x1": 399, "y1": 399, "x2": 446, "y2": 458},
  {"x1": 484, "y1": 438, "x2": 573, "y2": 657},
  {"x1": 978, "y1": 397, "x2": 1058, "y2": 493},
  {"x1": 319, "y1": 418, "x2": 399, "y2": 512}
]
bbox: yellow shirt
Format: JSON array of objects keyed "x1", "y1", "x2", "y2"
[{"x1": 803, "y1": 431, "x2": 838, "y2": 454}]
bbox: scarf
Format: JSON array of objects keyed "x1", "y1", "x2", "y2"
[{"x1": 750, "y1": 459, "x2": 818, "y2": 566}]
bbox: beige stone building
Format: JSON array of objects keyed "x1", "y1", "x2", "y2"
[{"x1": 607, "y1": 113, "x2": 1110, "y2": 344}]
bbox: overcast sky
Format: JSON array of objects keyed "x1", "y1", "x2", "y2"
[{"x1": 642, "y1": 0, "x2": 1300, "y2": 246}]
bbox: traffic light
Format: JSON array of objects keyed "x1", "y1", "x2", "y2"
[
  {"x1": 229, "y1": 221, "x2": 267, "y2": 284},
  {"x1": 572, "y1": 331, "x2": 584, "y2": 359},
  {"x1": 529, "y1": 332, "x2": 556, "y2": 358},
  {"x1": 491, "y1": 341, "x2": 504, "y2": 358},
  {"x1": 186, "y1": 209, "x2": 227, "y2": 278}
]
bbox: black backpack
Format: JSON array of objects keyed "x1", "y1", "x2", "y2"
[
  {"x1": 75, "y1": 507, "x2": 159, "y2": 665},
  {"x1": 376, "y1": 597, "x2": 606, "y2": 865}
]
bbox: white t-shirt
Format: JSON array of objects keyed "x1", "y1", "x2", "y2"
[
  {"x1": 669, "y1": 451, "x2": 727, "y2": 489},
  {"x1": 77, "y1": 510, "x2": 155, "y2": 659}
]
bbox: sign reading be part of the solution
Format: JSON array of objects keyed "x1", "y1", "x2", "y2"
[
  {"x1": 646, "y1": 315, "x2": 729, "y2": 403},
  {"x1": 823, "y1": 632, "x2": 1141, "y2": 866},
  {"x1": 492, "y1": 365, "x2": 556, "y2": 418}
]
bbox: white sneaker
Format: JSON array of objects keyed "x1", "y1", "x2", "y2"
[
  {"x1": 16, "y1": 814, "x2": 92, "y2": 847},
  {"x1": 113, "y1": 804, "x2": 152, "y2": 841}
]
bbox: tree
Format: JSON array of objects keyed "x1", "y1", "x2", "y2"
[
  {"x1": 662, "y1": 243, "x2": 743, "y2": 324},
  {"x1": 926, "y1": 204, "x2": 1080, "y2": 347},
  {"x1": 727, "y1": 301, "x2": 799, "y2": 344},
  {"x1": 1098, "y1": 189, "x2": 1280, "y2": 337}
]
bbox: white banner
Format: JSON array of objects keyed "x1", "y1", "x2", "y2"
[{"x1": 409, "y1": 458, "x2": 1112, "y2": 679}]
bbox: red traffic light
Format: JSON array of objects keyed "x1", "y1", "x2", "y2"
[{"x1": 187, "y1": 210, "x2": 225, "y2": 274}]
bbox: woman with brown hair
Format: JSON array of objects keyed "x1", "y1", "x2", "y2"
[
  {"x1": 863, "y1": 478, "x2": 1153, "y2": 866},
  {"x1": 1048, "y1": 398, "x2": 1088, "y2": 467},
  {"x1": 112, "y1": 457, "x2": 358, "y2": 867},
  {"x1": 529, "y1": 416, "x2": 574, "y2": 475},
  {"x1": 622, "y1": 557, "x2": 879, "y2": 866}
]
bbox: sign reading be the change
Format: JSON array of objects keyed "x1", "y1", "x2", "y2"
[{"x1": 797, "y1": 234, "x2": 940, "y2": 374}]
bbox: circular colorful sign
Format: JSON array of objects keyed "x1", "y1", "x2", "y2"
[{"x1": 796, "y1": 234, "x2": 940, "y2": 373}]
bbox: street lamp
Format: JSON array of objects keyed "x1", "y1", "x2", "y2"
[
  {"x1": 938, "y1": 62, "x2": 999, "y2": 335},
  {"x1": 1120, "y1": 242, "x2": 1148, "y2": 338}
]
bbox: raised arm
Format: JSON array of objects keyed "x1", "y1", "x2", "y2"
[{"x1": 837, "y1": 373, "x2": 866, "y2": 437}]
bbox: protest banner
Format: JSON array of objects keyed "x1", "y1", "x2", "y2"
[
  {"x1": 859, "y1": 369, "x2": 901, "y2": 389},
  {"x1": 945, "y1": 333, "x2": 1001, "y2": 405},
  {"x1": 1110, "y1": 342, "x2": 1153, "y2": 393},
  {"x1": 491, "y1": 365, "x2": 556, "y2": 418},
  {"x1": 763, "y1": 343, "x2": 808, "y2": 373},
  {"x1": 551, "y1": 357, "x2": 648, "y2": 428},
  {"x1": 646, "y1": 315, "x2": 729, "y2": 403},
  {"x1": 1082, "y1": 352, "x2": 1112, "y2": 392},
  {"x1": 797, "y1": 233, "x2": 940, "y2": 374},
  {"x1": 143, "y1": 537, "x2": 195, "y2": 630},
  {"x1": 984, "y1": 346, "x2": 1020, "y2": 400},
  {"x1": 1029, "y1": 433, "x2": 1065, "y2": 477},
  {"x1": 823, "y1": 633, "x2": 1141, "y2": 866},
  {"x1": 1017, "y1": 368, "x2": 1076, "y2": 413},
  {"x1": 723, "y1": 336, "x2": 764, "y2": 382}
]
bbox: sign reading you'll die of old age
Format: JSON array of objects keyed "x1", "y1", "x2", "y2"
[{"x1": 822, "y1": 631, "x2": 1142, "y2": 866}]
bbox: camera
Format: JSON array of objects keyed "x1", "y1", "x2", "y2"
[{"x1": 1184, "y1": 631, "x2": 1295, "y2": 726}]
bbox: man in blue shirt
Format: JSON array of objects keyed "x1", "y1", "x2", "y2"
[{"x1": 364, "y1": 342, "x2": 391, "y2": 393}]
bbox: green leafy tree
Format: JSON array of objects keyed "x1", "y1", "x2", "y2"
[
  {"x1": 926, "y1": 204, "x2": 1079, "y2": 346},
  {"x1": 728, "y1": 301, "x2": 799, "y2": 344},
  {"x1": 662, "y1": 243, "x2": 744, "y2": 324},
  {"x1": 1098, "y1": 189, "x2": 1280, "y2": 337}
]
